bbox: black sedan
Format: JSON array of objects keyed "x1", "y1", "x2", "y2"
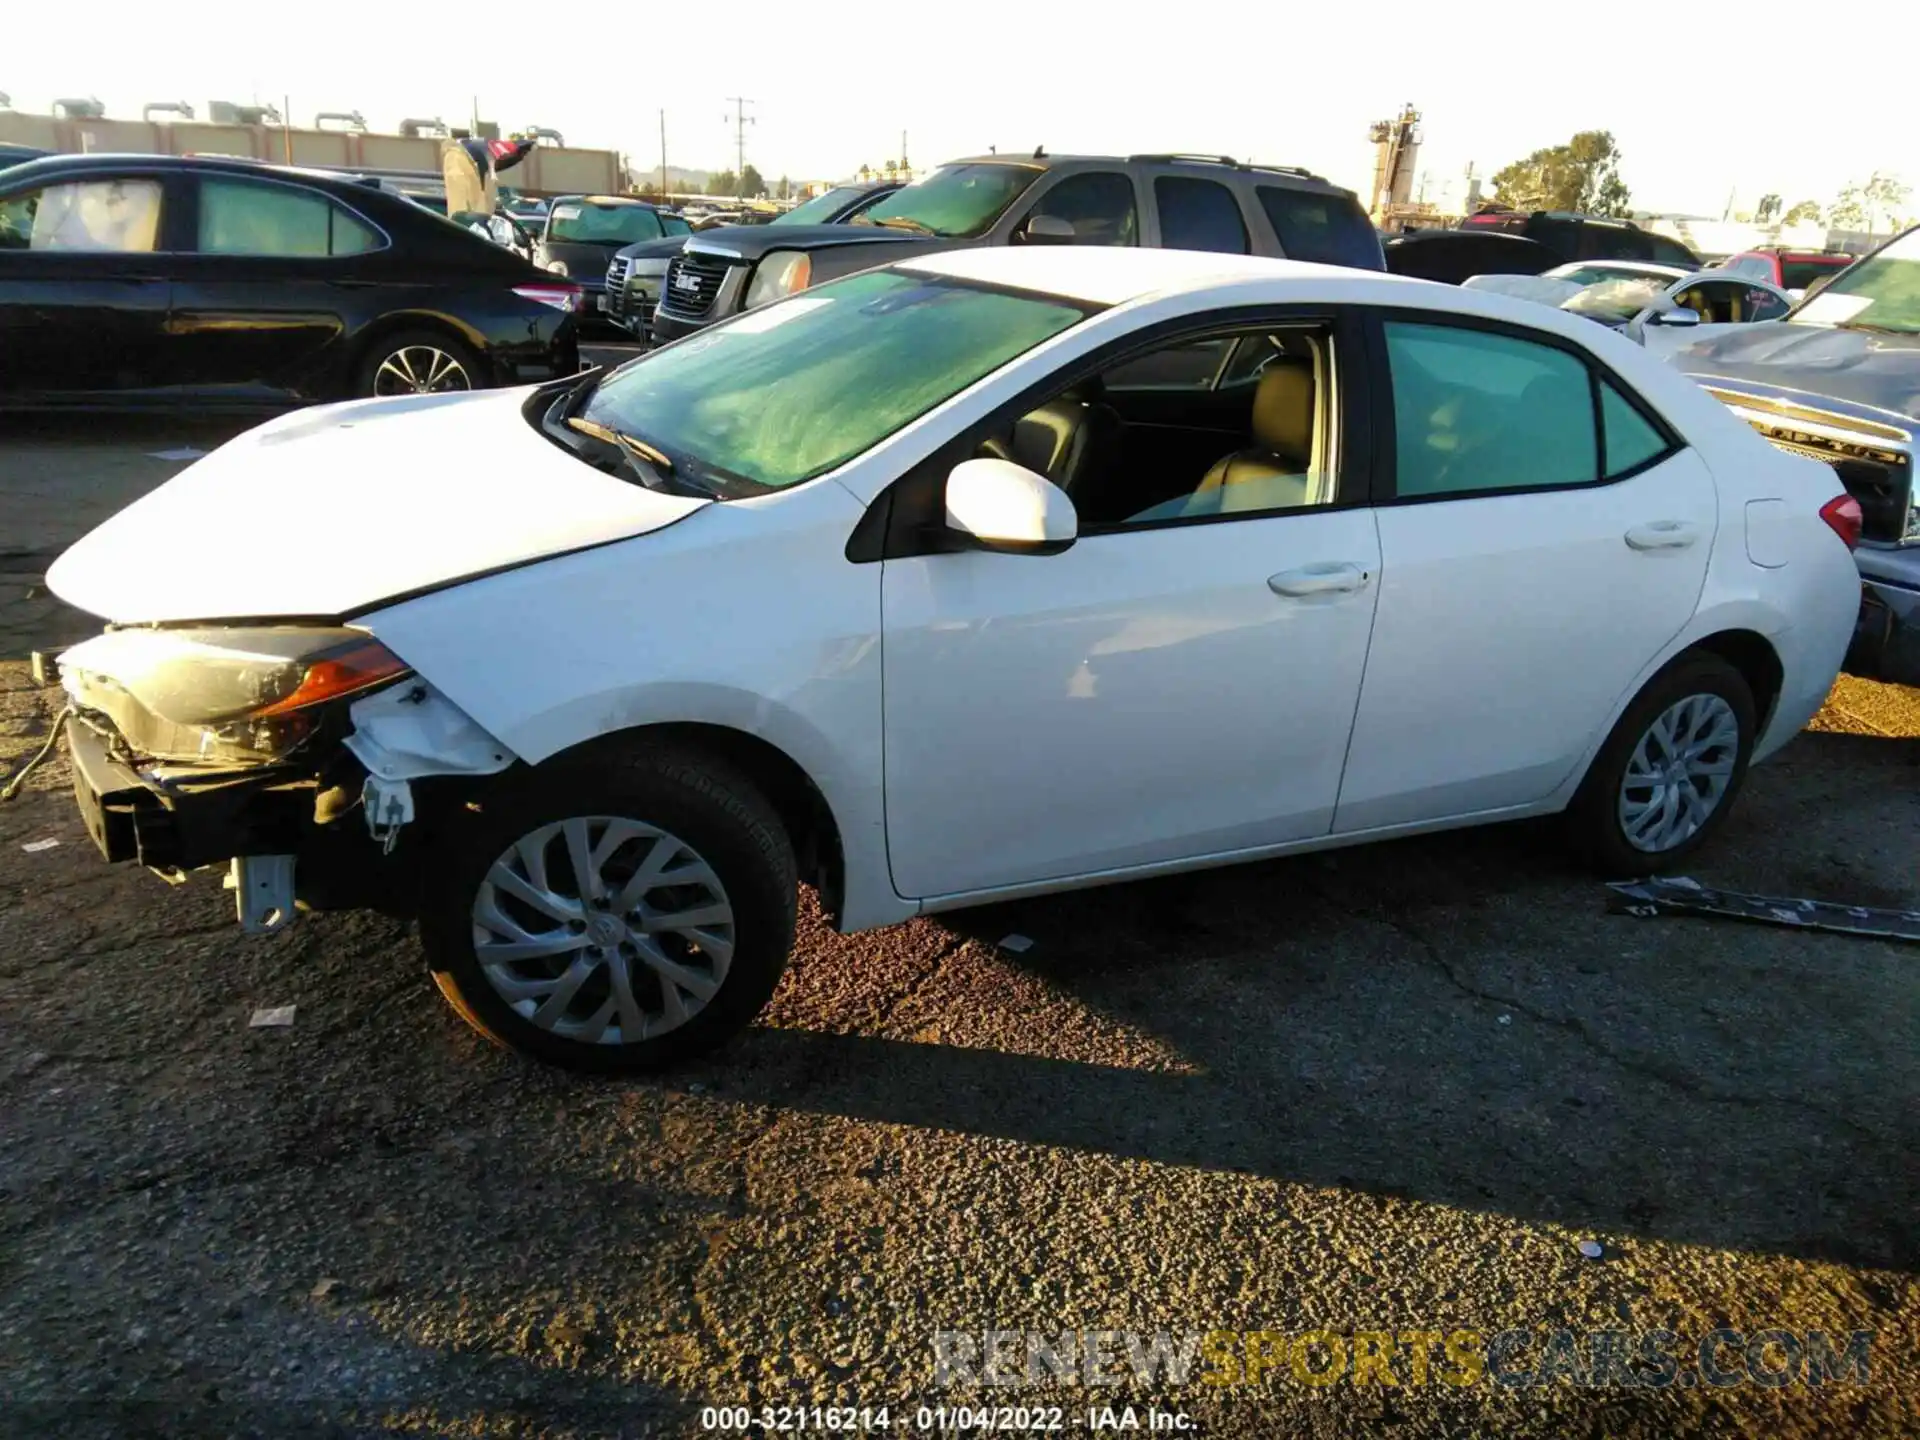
[{"x1": 0, "y1": 153, "x2": 582, "y2": 411}]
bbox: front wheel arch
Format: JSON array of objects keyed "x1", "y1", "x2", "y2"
[{"x1": 501, "y1": 723, "x2": 846, "y2": 927}]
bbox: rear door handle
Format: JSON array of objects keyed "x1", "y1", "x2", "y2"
[
  {"x1": 1268, "y1": 562, "x2": 1371, "y2": 597},
  {"x1": 1625, "y1": 520, "x2": 1701, "y2": 551}
]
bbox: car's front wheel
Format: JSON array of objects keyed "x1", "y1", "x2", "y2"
[
  {"x1": 421, "y1": 748, "x2": 797, "y2": 1072},
  {"x1": 1567, "y1": 652, "x2": 1757, "y2": 876}
]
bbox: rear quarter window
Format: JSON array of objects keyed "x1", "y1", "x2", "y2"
[{"x1": 1257, "y1": 186, "x2": 1384, "y2": 270}]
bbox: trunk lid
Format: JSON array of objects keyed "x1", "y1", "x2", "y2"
[{"x1": 47, "y1": 388, "x2": 706, "y2": 624}]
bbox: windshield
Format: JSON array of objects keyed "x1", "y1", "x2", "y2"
[
  {"x1": 547, "y1": 201, "x2": 662, "y2": 245},
  {"x1": 852, "y1": 163, "x2": 1042, "y2": 239},
  {"x1": 1794, "y1": 228, "x2": 1920, "y2": 332},
  {"x1": 1561, "y1": 276, "x2": 1670, "y2": 324},
  {"x1": 773, "y1": 186, "x2": 872, "y2": 226},
  {"x1": 579, "y1": 268, "x2": 1086, "y2": 492}
]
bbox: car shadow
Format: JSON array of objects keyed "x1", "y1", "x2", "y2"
[{"x1": 714, "y1": 732, "x2": 1920, "y2": 1273}]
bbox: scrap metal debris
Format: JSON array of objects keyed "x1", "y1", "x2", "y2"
[
  {"x1": 1607, "y1": 877, "x2": 1920, "y2": 942},
  {"x1": 1578, "y1": 1240, "x2": 1605, "y2": 1260},
  {"x1": 249, "y1": 1006, "x2": 297, "y2": 1029},
  {"x1": 19, "y1": 838, "x2": 60, "y2": 853},
  {"x1": 997, "y1": 934, "x2": 1035, "y2": 954}
]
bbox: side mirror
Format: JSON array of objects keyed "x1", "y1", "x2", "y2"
[
  {"x1": 1015, "y1": 213, "x2": 1077, "y2": 245},
  {"x1": 945, "y1": 458, "x2": 1077, "y2": 554},
  {"x1": 1647, "y1": 306, "x2": 1702, "y2": 327}
]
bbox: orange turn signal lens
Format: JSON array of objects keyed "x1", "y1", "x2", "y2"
[{"x1": 254, "y1": 639, "x2": 410, "y2": 717}]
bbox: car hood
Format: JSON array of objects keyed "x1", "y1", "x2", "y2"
[
  {"x1": 617, "y1": 235, "x2": 691, "y2": 262},
  {"x1": 1675, "y1": 322, "x2": 1920, "y2": 424},
  {"x1": 46, "y1": 389, "x2": 707, "y2": 625},
  {"x1": 684, "y1": 221, "x2": 933, "y2": 262}
]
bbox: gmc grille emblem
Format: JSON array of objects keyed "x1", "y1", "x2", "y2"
[{"x1": 674, "y1": 271, "x2": 702, "y2": 292}]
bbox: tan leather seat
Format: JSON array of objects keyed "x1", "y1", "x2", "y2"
[{"x1": 1195, "y1": 362, "x2": 1316, "y2": 507}]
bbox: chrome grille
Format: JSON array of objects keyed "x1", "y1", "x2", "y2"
[
  {"x1": 1748, "y1": 421, "x2": 1914, "y2": 544},
  {"x1": 661, "y1": 252, "x2": 731, "y2": 317},
  {"x1": 604, "y1": 255, "x2": 633, "y2": 320}
]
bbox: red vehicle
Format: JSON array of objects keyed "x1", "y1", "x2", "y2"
[{"x1": 1718, "y1": 247, "x2": 1854, "y2": 294}]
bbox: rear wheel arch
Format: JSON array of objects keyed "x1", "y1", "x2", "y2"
[
  {"x1": 1683, "y1": 629, "x2": 1784, "y2": 734},
  {"x1": 346, "y1": 312, "x2": 488, "y2": 397}
]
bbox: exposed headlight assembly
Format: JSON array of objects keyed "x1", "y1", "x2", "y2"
[
  {"x1": 544, "y1": 258, "x2": 570, "y2": 277},
  {"x1": 61, "y1": 627, "x2": 410, "y2": 765},
  {"x1": 744, "y1": 251, "x2": 813, "y2": 310}
]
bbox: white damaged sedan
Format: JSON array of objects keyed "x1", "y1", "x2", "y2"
[{"x1": 47, "y1": 247, "x2": 1863, "y2": 1071}]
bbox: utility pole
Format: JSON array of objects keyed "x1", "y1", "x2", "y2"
[
  {"x1": 901, "y1": 129, "x2": 908, "y2": 177},
  {"x1": 659, "y1": 109, "x2": 667, "y2": 200},
  {"x1": 723, "y1": 97, "x2": 755, "y2": 183}
]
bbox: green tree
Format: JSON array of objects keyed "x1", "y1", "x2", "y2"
[
  {"x1": 776, "y1": 174, "x2": 792, "y2": 200},
  {"x1": 1489, "y1": 130, "x2": 1631, "y2": 216},
  {"x1": 1781, "y1": 199, "x2": 1824, "y2": 226},
  {"x1": 739, "y1": 164, "x2": 767, "y2": 198},
  {"x1": 1830, "y1": 172, "x2": 1911, "y2": 235},
  {"x1": 1754, "y1": 194, "x2": 1782, "y2": 224},
  {"x1": 707, "y1": 170, "x2": 739, "y2": 197}
]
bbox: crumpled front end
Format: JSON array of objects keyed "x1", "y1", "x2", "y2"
[{"x1": 57, "y1": 627, "x2": 519, "y2": 932}]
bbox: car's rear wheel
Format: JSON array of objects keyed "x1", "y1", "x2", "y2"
[
  {"x1": 357, "y1": 330, "x2": 482, "y2": 398},
  {"x1": 421, "y1": 748, "x2": 797, "y2": 1072},
  {"x1": 1567, "y1": 653, "x2": 1757, "y2": 876}
]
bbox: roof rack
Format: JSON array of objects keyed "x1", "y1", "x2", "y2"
[
  {"x1": 1131, "y1": 153, "x2": 1244, "y2": 168},
  {"x1": 1128, "y1": 154, "x2": 1324, "y2": 181}
]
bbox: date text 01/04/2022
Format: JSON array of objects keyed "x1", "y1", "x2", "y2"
[{"x1": 699, "y1": 1405, "x2": 1197, "y2": 1431}]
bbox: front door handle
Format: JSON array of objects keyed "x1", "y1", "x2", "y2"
[
  {"x1": 1268, "y1": 562, "x2": 1371, "y2": 597},
  {"x1": 1625, "y1": 520, "x2": 1701, "y2": 551}
]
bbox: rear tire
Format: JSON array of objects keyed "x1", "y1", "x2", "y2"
[
  {"x1": 420, "y1": 746, "x2": 797, "y2": 1072},
  {"x1": 356, "y1": 329, "x2": 483, "y2": 398},
  {"x1": 1566, "y1": 653, "x2": 1756, "y2": 877}
]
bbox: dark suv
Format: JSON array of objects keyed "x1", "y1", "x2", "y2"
[
  {"x1": 1460, "y1": 208, "x2": 1701, "y2": 269},
  {"x1": 606, "y1": 180, "x2": 900, "y2": 341},
  {"x1": 650, "y1": 153, "x2": 1384, "y2": 343}
]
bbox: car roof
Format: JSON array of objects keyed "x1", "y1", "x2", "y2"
[
  {"x1": 900, "y1": 245, "x2": 1422, "y2": 307},
  {"x1": 937, "y1": 152, "x2": 1339, "y2": 188}
]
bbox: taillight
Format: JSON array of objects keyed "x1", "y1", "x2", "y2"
[
  {"x1": 513, "y1": 282, "x2": 582, "y2": 313},
  {"x1": 1819, "y1": 493, "x2": 1863, "y2": 550}
]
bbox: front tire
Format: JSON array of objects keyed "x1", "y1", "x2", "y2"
[
  {"x1": 421, "y1": 747, "x2": 797, "y2": 1072},
  {"x1": 1566, "y1": 653, "x2": 1756, "y2": 877}
]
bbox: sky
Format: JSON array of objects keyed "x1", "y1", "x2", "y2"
[{"x1": 6, "y1": 1, "x2": 1915, "y2": 218}]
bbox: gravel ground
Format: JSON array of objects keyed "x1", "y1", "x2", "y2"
[{"x1": 0, "y1": 416, "x2": 1915, "y2": 1439}]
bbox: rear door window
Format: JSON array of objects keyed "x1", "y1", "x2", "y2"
[
  {"x1": 197, "y1": 178, "x2": 380, "y2": 256},
  {"x1": 1256, "y1": 186, "x2": 1383, "y2": 269},
  {"x1": 1154, "y1": 176, "x2": 1250, "y2": 254},
  {"x1": 1645, "y1": 233, "x2": 1700, "y2": 269}
]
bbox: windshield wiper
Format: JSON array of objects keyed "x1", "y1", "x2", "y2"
[
  {"x1": 861, "y1": 215, "x2": 936, "y2": 235},
  {"x1": 561, "y1": 415, "x2": 719, "y2": 498},
  {"x1": 568, "y1": 415, "x2": 674, "y2": 471},
  {"x1": 1835, "y1": 321, "x2": 1916, "y2": 336}
]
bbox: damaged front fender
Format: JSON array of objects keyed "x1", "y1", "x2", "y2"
[{"x1": 344, "y1": 681, "x2": 520, "y2": 850}]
